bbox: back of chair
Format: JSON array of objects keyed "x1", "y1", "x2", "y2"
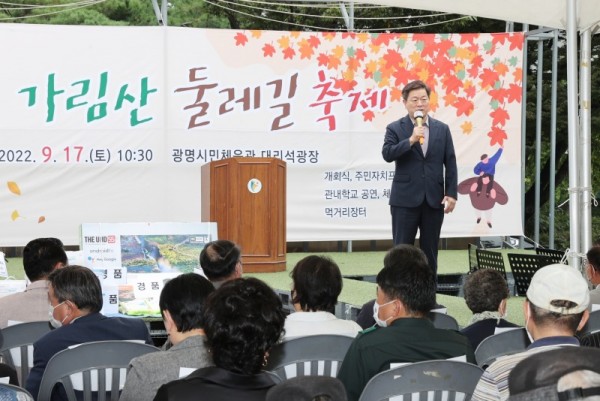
[
  {"x1": 468, "y1": 243, "x2": 479, "y2": 273},
  {"x1": 475, "y1": 249, "x2": 507, "y2": 279},
  {"x1": 266, "y1": 376, "x2": 347, "y2": 401},
  {"x1": 580, "y1": 330, "x2": 600, "y2": 348},
  {"x1": 428, "y1": 312, "x2": 459, "y2": 331},
  {"x1": 506, "y1": 253, "x2": 555, "y2": 296},
  {"x1": 358, "y1": 360, "x2": 484, "y2": 401},
  {"x1": 579, "y1": 309, "x2": 600, "y2": 337},
  {"x1": 37, "y1": 340, "x2": 159, "y2": 401},
  {"x1": 0, "y1": 382, "x2": 35, "y2": 401},
  {"x1": 265, "y1": 335, "x2": 354, "y2": 380},
  {"x1": 474, "y1": 328, "x2": 529, "y2": 369},
  {"x1": 0, "y1": 321, "x2": 52, "y2": 386}
]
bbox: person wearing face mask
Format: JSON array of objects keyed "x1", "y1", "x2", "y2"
[
  {"x1": 25, "y1": 265, "x2": 153, "y2": 401},
  {"x1": 337, "y1": 244, "x2": 474, "y2": 401},
  {"x1": 471, "y1": 264, "x2": 590, "y2": 401}
]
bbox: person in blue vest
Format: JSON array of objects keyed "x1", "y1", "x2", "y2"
[{"x1": 473, "y1": 146, "x2": 503, "y2": 197}]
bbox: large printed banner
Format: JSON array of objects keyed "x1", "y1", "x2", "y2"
[{"x1": 0, "y1": 25, "x2": 524, "y2": 245}]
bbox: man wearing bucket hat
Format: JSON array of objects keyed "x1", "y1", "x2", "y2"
[{"x1": 471, "y1": 264, "x2": 590, "y2": 401}]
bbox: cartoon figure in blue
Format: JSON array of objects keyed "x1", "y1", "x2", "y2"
[{"x1": 473, "y1": 145, "x2": 503, "y2": 197}]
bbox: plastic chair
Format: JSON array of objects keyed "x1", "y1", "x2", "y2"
[
  {"x1": 428, "y1": 311, "x2": 459, "y2": 331},
  {"x1": 37, "y1": 340, "x2": 159, "y2": 401},
  {"x1": 579, "y1": 329, "x2": 600, "y2": 348},
  {"x1": 579, "y1": 309, "x2": 600, "y2": 337},
  {"x1": 0, "y1": 383, "x2": 35, "y2": 401},
  {"x1": 0, "y1": 321, "x2": 52, "y2": 386},
  {"x1": 265, "y1": 334, "x2": 354, "y2": 380},
  {"x1": 468, "y1": 243, "x2": 479, "y2": 273},
  {"x1": 474, "y1": 327, "x2": 530, "y2": 369},
  {"x1": 475, "y1": 249, "x2": 507, "y2": 279},
  {"x1": 266, "y1": 376, "x2": 347, "y2": 401},
  {"x1": 358, "y1": 359, "x2": 484, "y2": 401},
  {"x1": 506, "y1": 253, "x2": 556, "y2": 296}
]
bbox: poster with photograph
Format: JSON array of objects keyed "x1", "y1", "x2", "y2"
[{"x1": 81, "y1": 222, "x2": 217, "y2": 316}]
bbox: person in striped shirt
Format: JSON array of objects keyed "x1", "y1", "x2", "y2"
[{"x1": 471, "y1": 264, "x2": 590, "y2": 401}]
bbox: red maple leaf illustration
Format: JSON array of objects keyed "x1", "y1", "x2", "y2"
[
  {"x1": 464, "y1": 85, "x2": 476, "y2": 98},
  {"x1": 355, "y1": 48, "x2": 367, "y2": 61},
  {"x1": 283, "y1": 47, "x2": 296, "y2": 60},
  {"x1": 392, "y1": 67, "x2": 410, "y2": 87},
  {"x1": 491, "y1": 33, "x2": 507, "y2": 47},
  {"x1": 363, "y1": 110, "x2": 375, "y2": 122},
  {"x1": 490, "y1": 108, "x2": 510, "y2": 126},
  {"x1": 334, "y1": 78, "x2": 357, "y2": 93},
  {"x1": 372, "y1": 33, "x2": 393, "y2": 47},
  {"x1": 436, "y1": 39, "x2": 454, "y2": 55},
  {"x1": 346, "y1": 57, "x2": 360, "y2": 72},
  {"x1": 442, "y1": 74, "x2": 462, "y2": 94},
  {"x1": 507, "y1": 83, "x2": 522, "y2": 103},
  {"x1": 479, "y1": 68, "x2": 499, "y2": 89},
  {"x1": 383, "y1": 49, "x2": 403, "y2": 70},
  {"x1": 507, "y1": 34, "x2": 524, "y2": 50},
  {"x1": 234, "y1": 32, "x2": 248, "y2": 47},
  {"x1": 488, "y1": 87, "x2": 507, "y2": 104},
  {"x1": 308, "y1": 35, "x2": 321, "y2": 48},
  {"x1": 453, "y1": 97, "x2": 474, "y2": 117},
  {"x1": 262, "y1": 43, "x2": 276, "y2": 57},
  {"x1": 460, "y1": 34, "x2": 479, "y2": 45},
  {"x1": 488, "y1": 126, "x2": 508, "y2": 146},
  {"x1": 317, "y1": 53, "x2": 329, "y2": 67}
]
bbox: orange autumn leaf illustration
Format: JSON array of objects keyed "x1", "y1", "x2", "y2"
[
  {"x1": 490, "y1": 108, "x2": 510, "y2": 126},
  {"x1": 277, "y1": 35, "x2": 290, "y2": 49},
  {"x1": 7, "y1": 181, "x2": 21, "y2": 195},
  {"x1": 488, "y1": 126, "x2": 508, "y2": 146},
  {"x1": 461, "y1": 120, "x2": 474, "y2": 135},
  {"x1": 11, "y1": 210, "x2": 20, "y2": 221}
]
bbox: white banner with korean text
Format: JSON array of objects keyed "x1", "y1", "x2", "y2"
[{"x1": 0, "y1": 25, "x2": 524, "y2": 245}]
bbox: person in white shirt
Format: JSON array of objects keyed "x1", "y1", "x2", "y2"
[{"x1": 283, "y1": 255, "x2": 361, "y2": 341}]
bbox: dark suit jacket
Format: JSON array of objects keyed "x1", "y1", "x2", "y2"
[
  {"x1": 153, "y1": 366, "x2": 278, "y2": 401},
  {"x1": 25, "y1": 312, "x2": 153, "y2": 400},
  {"x1": 382, "y1": 115, "x2": 458, "y2": 208}
]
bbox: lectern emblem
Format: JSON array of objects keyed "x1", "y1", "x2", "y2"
[{"x1": 247, "y1": 178, "x2": 262, "y2": 194}]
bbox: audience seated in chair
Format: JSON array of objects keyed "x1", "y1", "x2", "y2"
[
  {"x1": 585, "y1": 246, "x2": 600, "y2": 307},
  {"x1": 355, "y1": 245, "x2": 444, "y2": 330},
  {"x1": 283, "y1": 255, "x2": 361, "y2": 341},
  {"x1": 24, "y1": 265, "x2": 153, "y2": 401},
  {"x1": 0, "y1": 238, "x2": 67, "y2": 329},
  {"x1": 461, "y1": 269, "x2": 519, "y2": 350},
  {"x1": 198, "y1": 240, "x2": 243, "y2": 289},
  {"x1": 120, "y1": 273, "x2": 215, "y2": 401},
  {"x1": 471, "y1": 264, "x2": 590, "y2": 401},
  {"x1": 508, "y1": 347, "x2": 600, "y2": 401},
  {"x1": 337, "y1": 244, "x2": 475, "y2": 401},
  {"x1": 153, "y1": 277, "x2": 286, "y2": 401}
]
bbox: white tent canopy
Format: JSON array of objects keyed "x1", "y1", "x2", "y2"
[
  {"x1": 356, "y1": 0, "x2": 600, "y2": 266},
  {"x1": 357, "y1": 0, "x2": 600, "y2": 31}
]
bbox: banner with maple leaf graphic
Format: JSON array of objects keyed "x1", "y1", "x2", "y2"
[{"x1": 0, "y1": 25, "x2": 523, "y2": 246}]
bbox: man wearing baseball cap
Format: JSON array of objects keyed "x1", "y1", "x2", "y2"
[{"x1": 471, "y1": 264, "x2": 590, "y2": 401}]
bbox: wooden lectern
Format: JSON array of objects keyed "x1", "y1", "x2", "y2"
[{"x1": 201, "y1": 157, "x2": 286, "y2": 273}]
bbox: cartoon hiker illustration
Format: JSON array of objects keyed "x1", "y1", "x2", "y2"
[{"x1": 473, "y1": 145, "x2": 503, "y2": 197}]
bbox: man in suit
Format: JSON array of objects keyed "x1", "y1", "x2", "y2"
[
  {"x1": 0, "y1": 237, "x2": 67, "y2": 328},
  {"x1": 25, "y1": 265, "x2": 153, "y2": 401},
  {"x1": 382, "y1": 80, "x2": 458, "y2": 280}
]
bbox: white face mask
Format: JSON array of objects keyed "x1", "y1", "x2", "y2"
[
  {"x1": 373, "y1": 300, "x2": 395, "y2": 327},
  {"x1": 49, "y1": 301, "x2": 67, "y2": 329}
]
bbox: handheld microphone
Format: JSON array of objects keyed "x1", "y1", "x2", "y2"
[{"x1": 414, "y1": 111, "x2": 424, "y2": 145}]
